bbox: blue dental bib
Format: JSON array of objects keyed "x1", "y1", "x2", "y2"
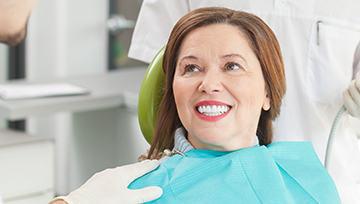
[{"x1": 129, "y1": 142, "x2": 340, "y2": 203}]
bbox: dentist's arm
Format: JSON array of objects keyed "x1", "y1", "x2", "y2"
[
  {"x1": 50, "y1": 160, "x2": 163, "y2": 204},
  {"x1": 343, "y1": 71, "x2": 360, "y2": 118},
  {"x1": 0, "y1": 0, "x2": 39, "y2": 45}
]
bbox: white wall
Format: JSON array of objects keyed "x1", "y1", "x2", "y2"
[
  {"x1": 0, "y1": 44, "x2": 8, "y2": 129},
  {"x1": 26, "y1": 0, "x2": 108, "y2": 79},
  {"x1": 0, "y1": 44, "x2": 8, "y2": 83},
  {"x1": 25, "y1": 0, "x2": 149, "y2": 195}
]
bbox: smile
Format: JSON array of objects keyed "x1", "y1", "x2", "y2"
[
  {"x1": 194, "y1": 101, "x2": 232, "y2": 122},
  {"x1": 196, "y1": 105, "x2": 231, "y2": 116}
]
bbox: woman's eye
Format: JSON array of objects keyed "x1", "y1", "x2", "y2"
[
  {"x1": 185, "y1": 64, "x2": 199, "y2": 72},
  {"x1": 225, "y1": 62, "x2": 241, "y2": 71}
]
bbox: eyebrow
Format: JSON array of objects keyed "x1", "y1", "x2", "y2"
[
  {"x1": 178, "y1": 55, "x2": 199, "y2": 65},
  {"x1": 221, "y1": 53, "x2": 247, "y2": 63},
  {"x1": 178, "y1": 53, "x2": 247, "y2": 65}
]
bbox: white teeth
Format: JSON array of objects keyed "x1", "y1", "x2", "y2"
[
  {"x1": 197, "y1": 105, "x2": 230, "y2": 116},
  {"x1": 211, "y1": 105, "x2": 217, "y2": 113},
  {"x1": 206, "y1": 106, "x2": 211, "y2": 113}
]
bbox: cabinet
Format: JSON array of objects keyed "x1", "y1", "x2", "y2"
[
  {"x1": 0, "y1": 129, "x2": 54, "y2": 204},
  {"x1": 0, "y1": 67, "x2": 147, "y2": 195}
]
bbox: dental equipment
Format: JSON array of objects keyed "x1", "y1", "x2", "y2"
[{"x1": 324, "y1": 105, "x2": 347, "y2": 170}]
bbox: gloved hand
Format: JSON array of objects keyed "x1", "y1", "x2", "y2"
[
  {"x1": 343, "y1": 71, "x2": 360, "y2": 118},
  {"x1": 50, "y1": 160, "x2": 162, "y2": 204}
]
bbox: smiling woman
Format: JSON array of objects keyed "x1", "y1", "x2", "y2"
[
  {"x1": 130, "y1": 7, "x2": 340, "y2": 203},
  {"x1": 173, "y1": 24, "x2": 271, "y2": 151},
  {"x1": 147, "y1": 6, "x2": 285, "y2": 159}
]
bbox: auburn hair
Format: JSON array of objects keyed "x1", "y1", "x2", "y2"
[{"x1": 144, "y1": 7, "x2": 286, "y2": 160}]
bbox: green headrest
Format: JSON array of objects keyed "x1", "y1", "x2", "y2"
[{"x1": 138, "y1": 47, "x2": 166, "y2": 144}]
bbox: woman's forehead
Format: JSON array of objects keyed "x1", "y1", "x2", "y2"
[
  {"x1": 180, "y1": 25, "x2": 250, "y2": 51},
  {"x1": 177, "y1": 24, "x2": 255, "y2": 63}
]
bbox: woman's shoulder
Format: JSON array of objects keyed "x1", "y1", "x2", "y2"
[
  {"x1": 266, "y1": 141, "x2": 324, "y2": 168},
  {"x1": 267, "y1": 141, "x2": 317, "y2": 158},
  {"x1": 267, "y1": 141, "x2": 340, "y2": 203}
]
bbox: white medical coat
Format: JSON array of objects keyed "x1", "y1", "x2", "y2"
[{"x1": 128, "y1": 0, "x2": 360, "y2": 203}]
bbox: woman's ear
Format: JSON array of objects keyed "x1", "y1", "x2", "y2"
[{"x1": 262, "y1": 93, "x2": 271, "y2": 111}]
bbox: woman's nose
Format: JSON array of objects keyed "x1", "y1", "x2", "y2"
[{"x1": 198, "y1": 71, "x2": 224, "y2": 94}]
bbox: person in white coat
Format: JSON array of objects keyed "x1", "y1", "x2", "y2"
[{"x1": 128, "y1": 0, "x2": 360, "y2": 203}]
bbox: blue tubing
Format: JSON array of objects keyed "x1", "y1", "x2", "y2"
[{"x1": 324, "y1": 105, "x2": 347, "y2": 170}]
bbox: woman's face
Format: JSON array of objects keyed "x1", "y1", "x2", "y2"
[{"x1": 173, "y1": 24, "x2": 270, "y2": 151}]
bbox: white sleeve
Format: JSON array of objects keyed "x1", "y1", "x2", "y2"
[
  {"x1": 128, "y1": 0, "x2": 190, "y2": 63},
  {"x1": 353, "y1": 42, "x2": 360, "y2": 77}
]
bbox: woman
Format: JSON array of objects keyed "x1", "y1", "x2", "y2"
[
  {"x1": 129, "y1": 1, "x2": 360, "y2": 202},
  {"x1": 130, "y1": 7, "x2": 340, "y2": 203},
  {"x1": 143, "y1": 6, "x2": 284, "y2": 159}
]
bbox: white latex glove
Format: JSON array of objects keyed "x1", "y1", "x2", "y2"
[
  {"x1": 343, "y1": 71, "x2": 360, "y2": 117},
  {"x1": 51, "y1": 160, "x2": 163, "y2": 204}
]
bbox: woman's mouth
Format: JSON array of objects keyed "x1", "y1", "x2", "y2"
[
  {"x1": 194, "y1": 101, "x2": 232, "y2": 121},
  {"x1": 196, "y1": 105, "x2": 231, "y2": 116}
]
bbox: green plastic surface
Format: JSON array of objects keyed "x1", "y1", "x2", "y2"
[{"x1": 138, "y1": 47, "x2": 166, "y2": 144}]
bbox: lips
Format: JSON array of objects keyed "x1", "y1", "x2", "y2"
[{"x1": 194, "y1": 101, "x2": 232, "y2": 121}]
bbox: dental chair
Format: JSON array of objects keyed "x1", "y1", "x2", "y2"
[{"x1": 138, "y1": 47, "x2": 165, "y2": 144}]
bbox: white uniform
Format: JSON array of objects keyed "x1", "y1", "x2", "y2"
[{"x1": 128, "y1": 0, "x2": 360, "y2": 202}]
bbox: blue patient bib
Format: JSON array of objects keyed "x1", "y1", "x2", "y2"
[{"x1": 129, "y1": 142, "x2": 340, "y2": 203}]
